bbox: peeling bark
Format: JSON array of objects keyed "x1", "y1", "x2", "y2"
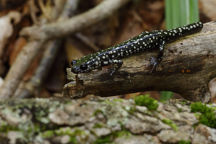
[{"x1": 64, "y1": 22, "x2": 216, "y2": 101}]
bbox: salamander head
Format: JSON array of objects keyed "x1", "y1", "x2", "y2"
[
  {"x1": 71, "y1": 54, "x2": 100, "y2": 74},
  {"x1": 71, "y1": 60, "x2": 89, "y2": 74}
]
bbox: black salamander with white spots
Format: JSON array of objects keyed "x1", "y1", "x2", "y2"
[{"x1": 71, "y1": 22, "x2": 203, "y2": 75}]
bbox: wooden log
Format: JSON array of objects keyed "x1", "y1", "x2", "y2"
[{"x1": 64, "y1": 22, "x2": 216, "y2": 101}]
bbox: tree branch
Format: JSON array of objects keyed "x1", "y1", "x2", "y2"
[
  {"x1": 0, "y1": 0, "x2": 130, "y2": 99},
  {"x1": 14, "y1": 0, "x2": 80, "y2": 98},
  {"x1": 20, "y1": 0, "x2": 130, "y2": 40},
  {"x1": 64, "y1": 22, "x2": 216, "y2": 101}
]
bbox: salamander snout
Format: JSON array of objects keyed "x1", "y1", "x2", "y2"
[
  {"x1": 71, "y1": 62, "x2": 88, "y2": 74},
  {"x1": 71, "y1": 66, "x2": 80, "y2": 74}
]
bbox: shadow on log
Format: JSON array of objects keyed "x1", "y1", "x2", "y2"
[{"x1": 64, "y1": 22, "x2": 216, "y2": 101}]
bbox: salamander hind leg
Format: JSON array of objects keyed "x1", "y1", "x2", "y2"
[
  {"x1": 109, "y1": 59, "x2": 123, "y2": 76},
  {"x1": 150, "y1": 41, "x2": 165, "y2": 72}
]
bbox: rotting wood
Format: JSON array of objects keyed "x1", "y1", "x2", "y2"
[{"x1": 64, "y1": 22, "x2": 216, "y2": 101}]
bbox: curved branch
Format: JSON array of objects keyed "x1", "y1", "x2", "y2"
[{"x1": 20, "y1": 0, "x2": 130, "y2": 40}]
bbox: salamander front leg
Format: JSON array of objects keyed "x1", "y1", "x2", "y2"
[
  {"x1": 150, "y1": 41, "x2": 165, "y2": 72},
  {"x1": 109, "y1": 59, "x2": 123, "y2": 76}
]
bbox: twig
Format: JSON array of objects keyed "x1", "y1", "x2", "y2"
[
  {"x1": 14, "y1": 0, "x2": 78, "y2": 98},
  {"x1": 52, "y1": 0, "x2": 66, "y2": 20},
  {"x1": 64, "y1": 22, "x2": 216, "y2": 102},
  {"x1": 38, "y1": 0, "x2": 52, "y2": 21},
  {"x1": 60, "y1": 0, "x2": 79, "y2": 18},
  {"x1": 0, "y1": 0, "x2": 130, "y2": 99},
  {"x1": 20, "y1": 0, "x2": 131, "y2": 40},
  {"x1": 14, "y1": 40, "x2": 62, "y2": 98},
  {"x1": 0, "y1": 41, "x2": 45, "y2": 99},
  {"x1": 75, "y1": 32, "x2": 100, "y2": 51},
  {"x1": 28, "y1": 0, "x2": 39, "y2": 24}
]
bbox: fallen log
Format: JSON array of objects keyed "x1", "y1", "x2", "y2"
[{"x1": 64, "y1": 22, "x2": 216, "y2": 101}]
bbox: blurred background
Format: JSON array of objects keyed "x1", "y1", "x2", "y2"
[{"x1": 0, "y1": 0, "x2": 214, "y2": 99}]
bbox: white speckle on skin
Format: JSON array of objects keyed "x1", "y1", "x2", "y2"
[
  {"x1": 103, "y1": 61, "x2": 108, "y2": 65},
  {"x1": 113, "y1": 60, "x2": 118, "y2": 63}
]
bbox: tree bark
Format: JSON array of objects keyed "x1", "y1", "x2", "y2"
[
  {"x1": 64, "y1": 22, "x2": 216, "y2": 101},
  {"x1": 0, "y1": 98, "x2": 215, "y2": 144}
]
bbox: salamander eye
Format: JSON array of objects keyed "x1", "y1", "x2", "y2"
[
  {"x1": 71, "y1": 60, "x2": 77, "y2": 66},
  {"x1": 80, "y1": 64, "x2": 87, "y2": 70}
]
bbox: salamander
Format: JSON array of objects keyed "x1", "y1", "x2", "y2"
[{"x1": 71, "y1": 22, "x2": 203, "y2": 75}]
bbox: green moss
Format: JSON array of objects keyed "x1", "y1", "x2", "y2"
[
  {"x1": 178, "y1": 140, "x2": 191, "y2": 144},
  {"x1": 94, "y1": 135, "x2": 112, "y2": 144},
  {"x1": 134, "y1": 95, "x2": 158, "y2": 111},
  {"x1": 125, "y1": 106, "x2": 136, "y2": 114},
  {"x1": 94, "y1": 130, "x2": 131, "y2": 144},
  {"x1": 93, "y1": 123, "x2": 103, "y2": 128},
  {"x1": 56, "y1": 128, "x2": 84, "y2": 136},
  {"x1": 160, "y1": 91, "x2": 173, "y2": 102},
  {"x1": 180, "y1": 100, "x2": 189, "y2": 105},
  {"x1": 42, "y1": 130, "x2": 55, "y2": 138},
  {"x1": 93, "y1": 109, "x2": 104, "y2": 116},
  {"x1": 0, "y1": 122, "x2": 18, "y2": 133},
  {"x1": 104, "y1": 99, "x2": 114, "y2": 105},
  {"x1": 56, "y1": 128, "x2": 86, "y2": 144},
  {"x1": 114, "y1": 130, "x2": 131, "y2": 137},
  {"x1": 162, "y1": 119, "x2": 178, "y2": 131},
  {"x1": 113, "y1": 98, "x2": 124, "y2": 103},
  {"x1": 177, "y1": 108, "x2": 183, "y2": 112},
  {"x1": 191, "y1": 102, "x2": 216, "y2": 128}
]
